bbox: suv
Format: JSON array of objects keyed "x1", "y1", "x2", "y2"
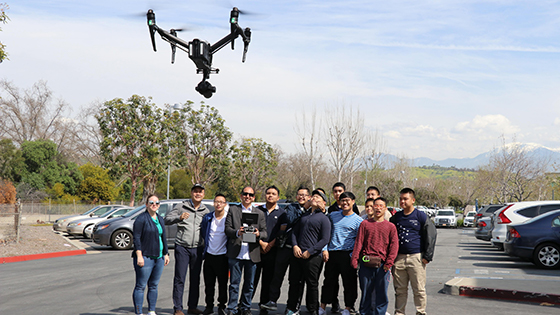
[
  {"x1": 434, "y1": 209, "x2": 457, "y2": 228},
  {"x1": 473, "y1": 204, "x2": 504, "y2": 228},
  {"x1": 491, "y1": 201, "x2": 560, "y2": 250},
  {"x1": 92, "y1": 199, "x2": 214, "y2": 250}
]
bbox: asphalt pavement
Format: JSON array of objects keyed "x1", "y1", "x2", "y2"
[{"x1": 1, "y1": 228, "x2": 559, "y2": 314}]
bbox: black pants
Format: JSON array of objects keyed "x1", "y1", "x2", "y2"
[
  {"x1": 288, "y1": 254, "x2": 323, "y2": 313},
  {"x1": 320, "y1": 251, "x2": 357, "y2": 309},
  {"x1": 253, "y1": 247, "x2": 277, "y2": 304},
  {"x1": 269, "y1": 247, "x2": 305, "y2": 308},
  {"x1": 203, "y1": 253, "x2": 229, "y2": 309}
]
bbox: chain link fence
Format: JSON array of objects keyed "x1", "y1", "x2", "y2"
[{"x1": 0, "y1": 200, "x2": 131, "y2": 243}]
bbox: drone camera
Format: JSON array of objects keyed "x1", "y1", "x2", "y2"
[{"x1": 195, "y1": 80, "x2": 216, "y2": 99}]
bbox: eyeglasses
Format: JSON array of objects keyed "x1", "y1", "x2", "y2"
[
  {"x1": 214, "y1": 201, "x2": 227, "y2": 205},
  {"x1": 297, "y1": 194, "x2": 309, "y2": 197},
  {"x1": 148, "y1": 201, "x2": 160, "y2": 205},
  {"x1": 340, "y1": 199, "x2": 353, "y2": 204},
  {"x1": 242, "y1": 192, "x2": 255, "y2": 197}
]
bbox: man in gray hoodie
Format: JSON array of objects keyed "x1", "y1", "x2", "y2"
[{"x1": 165, "y1": 183, "x2": 211, "y2": 315}]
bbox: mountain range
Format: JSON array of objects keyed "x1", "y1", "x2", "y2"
[{"x1": 409, "y1": 143, "x2": 560, "y2": 170}]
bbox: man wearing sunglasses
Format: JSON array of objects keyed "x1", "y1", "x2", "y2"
[
  {"x1": 225, "y1": 186, "x2": 268, "y2": 315},
  {"x1": 165, "y1": 183, "x2": 211, "y2": 315}
]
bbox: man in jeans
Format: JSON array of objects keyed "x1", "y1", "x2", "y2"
[
  {"x1": 390, "y1": 188, "x2": 436, "y2": 315},
  {"x1": 200, "y1": 194, "x2": 230, "y2": 315},
  {"x1": 225, "y1": 187, "x2": 267, "y2": 315},
  {"x1": 165, "y1": 184, "x2": 210, "y2": 315},
  {"x1": 290, "y1": 189, "x2": 331, "y2": 315}
]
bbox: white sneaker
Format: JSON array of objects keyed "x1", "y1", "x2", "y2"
[
  {"x1": 147, "y1": 311, "x2": 157, "y2": 315},
  {"x1": 318, "y1": 307, "x2": 326, "y2": 315},
  {"x1": 341, "y1": 309, "x2": 350, "y2": 315}
]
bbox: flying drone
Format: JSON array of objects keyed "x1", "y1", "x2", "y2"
[{"x1": 146, "y1": 8, "x2": 252, "y2": 98}]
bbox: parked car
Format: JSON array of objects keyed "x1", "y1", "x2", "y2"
[
  {"x1": 92, "y1": 199, "x2": 215, "y2": 250},
  {"x1": 474, "y1": 217, "x2": 493, "y2": 241},
  {"x1": 66, "y1": 206, "x2": 133, "y2": 238},
  {"x1": 463, "y1": 211, "x2": 476, "y2": 227},
  {"x1": 473, "y1": 204, "x2": 504, "y2": 228},
  {"x1": 504, "y1": 209, "x2": 560, "y2": 269},
  {"x1": 53, "y1": 205, "x2": 129, "y2": 232},
  {"x1": 491, "y1": 201, "x2": 560, "y2": 250},
  {"x1": 434, "y1": 209, "x2": 457, "y2": 228}
]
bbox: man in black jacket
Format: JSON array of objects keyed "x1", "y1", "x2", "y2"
[{"x1": 225, "y1": 186, "x2": 268, "y2": 315}]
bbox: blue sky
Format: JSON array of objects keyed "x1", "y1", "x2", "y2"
[{"x1": 2, "y1": 0, "x2": 560, "y2": 160}]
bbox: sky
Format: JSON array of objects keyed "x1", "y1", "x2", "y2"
[{"x1": 2, "y1": 0, "x2": 560, "y2": 161}]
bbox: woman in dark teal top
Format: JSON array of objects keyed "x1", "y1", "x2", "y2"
[{"x1": 132, "y1": 194, "x2": 170, "y2": 315}]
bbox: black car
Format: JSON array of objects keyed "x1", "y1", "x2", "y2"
[
  {"x1": 473, "y1": 204, "x2": 504, "y2": 228},
  {"x1": 504, "y1": 209, "x2": 560, "y2": 269}
]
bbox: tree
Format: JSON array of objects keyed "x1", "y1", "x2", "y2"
[
  {"x1": 0, "y1": 138, "x2": 24, "y2": 182},
  {"x1": 0, "y1": 80, "x2": 76, "y2": 157},
  {"x1": 0, "y1": 3, "x2": 8, "y2": 63},
  {"x1": 175, "y1": 103, "x2": 233, "y2": 186},
  {"x1": 229, "y1": 138, "x2": 279, "y2": 199},
  {"x1": 0, "y1": 178, "x2": 16, "y2": 203},
  {"x1": 97, "y1": 95, "x2": 170, "y2": 206},
  {"x1": 295, "y1": 106, "x2": 323, "y2": 190},
  {"x1": 77, "y1": 163, "x2": 118, "y2": 202},
  {"x1": 324, "y1": 105, "x2": 365, "y2": 187},
  {"x1": 478, "y1": 137, "x2": 549, "y2": 203}
]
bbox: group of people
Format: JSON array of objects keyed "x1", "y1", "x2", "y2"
[{"x1": 131, "y1": 182, "x2": 437, "y2": 315}]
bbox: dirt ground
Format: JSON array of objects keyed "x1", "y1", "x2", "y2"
[{"x1": 0, "y1": 225, "x2": 77, "y2": 258}]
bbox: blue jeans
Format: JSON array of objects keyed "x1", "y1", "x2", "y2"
[
  {"x1": 133, "y1": 256, "x2": 165, "y2": 314},
  {"x1": 358, "y1": 261, "x2": 390, "y2": 315},
  {"x1": 228, "y1": 258, "x2": 257, "y2": 313}
]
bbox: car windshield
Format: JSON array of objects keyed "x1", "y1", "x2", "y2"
[
  {"x1": 466, "y1": 212, "x2": 475, "y2": 217},
  {"x1": 437, "y1": 210, "x2": 454, "y2": 216},
  {"x1": 100, "y1": 208, "x2": 119, "y2": 218},
  {"x1": 121, "y1": 205, "x2": 146, "y2": 218},
  {"x1": 82, "y1": 205, "x2": 101, "y2": 215}
]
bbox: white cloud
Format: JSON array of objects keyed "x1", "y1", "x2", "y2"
[
  {"x1": 554, "y1": 117, "x2": 560, "y2": 126},
  {"x1": 455, "y1": 114, "x2": 520, "y2": 136}
]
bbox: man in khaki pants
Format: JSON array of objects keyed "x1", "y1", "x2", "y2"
[{"x1": 389, "y1": 188, "x2": 436, "y2": 315}]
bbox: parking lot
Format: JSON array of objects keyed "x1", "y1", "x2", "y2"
[{"x1": 1, "y1": 228, "x2": 559, "y2": 314}]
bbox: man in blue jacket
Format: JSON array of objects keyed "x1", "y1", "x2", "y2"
[{"x1": 200, "y1": 194, "x2": 230, "y2": 315}]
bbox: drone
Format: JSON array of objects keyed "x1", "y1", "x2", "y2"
[{"x1": 146, "y1": 8, "x2": 252, "y2": 98}]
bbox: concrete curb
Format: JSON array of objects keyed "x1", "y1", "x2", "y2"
[{"x1": 444, "y1": 277, "x2": 560, "y2": 305}]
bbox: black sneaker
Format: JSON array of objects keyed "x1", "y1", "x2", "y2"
[
  {"x1": 331, "y1": 303, "x2": 341, "y2": 314},
  {"x1": 261, "y1": 301, "x2": 278, "y2": 311},
  {"x1": 203, "y1": 307, "x2": 215, "y2": 315},
  {"x1": 218, "y1": 308, "x2": 227, "y2": 315}
]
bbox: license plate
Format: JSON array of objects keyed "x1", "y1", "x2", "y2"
[{"x1": 442, "y1": 224, "x2": 447, "y2": 226}]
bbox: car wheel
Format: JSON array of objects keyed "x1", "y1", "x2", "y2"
[
  {"x1": 111, "y1": 229, "x2": 133, "y2": 250},
  {"x1": 533, "y1": 243, "x2": 560, "y2": 269}
]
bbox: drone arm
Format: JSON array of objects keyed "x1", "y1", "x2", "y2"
[
  {"x1": 152, "y1": 25, "x2": 191, "y2": 53},
  {"x1": 210, "y1": 23, "x2": 248, "y2": 54}
]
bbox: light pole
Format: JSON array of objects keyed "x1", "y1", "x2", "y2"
[{"x1": 167, "y1": 103, "x2": 183, "y2": 199}]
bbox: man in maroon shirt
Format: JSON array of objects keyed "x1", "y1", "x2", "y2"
[{"x1": 351, "y1": 197, "x2": 399, "y2": 315}]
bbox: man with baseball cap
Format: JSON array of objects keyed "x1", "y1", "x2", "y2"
[
  {"x1": 165, "y1": 184, "x2": 211, "y2": 315},
  {"x1": 288, "y1": 189, "x2": 331, "y2": 315}
]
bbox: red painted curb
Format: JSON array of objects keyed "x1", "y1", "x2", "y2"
[
  {"x1": 458, "y1": 286, "x2": 560, "y2": 305},
  {"x1": 1, "y1": 249, "x2": 87, "y2": 264}
]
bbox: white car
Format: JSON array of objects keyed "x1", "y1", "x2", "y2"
[
  {"x1": 434, "y1": 209, "x2": 457, "y2": 228},
  {"x1": 66, "y1": 206, "x2": 133, "y2": 238},
  {"x1": 491, "y1": 201, "x2": 560, "y2": 250},
  {"x1": 463, "y1": 211, "x2": 476, "y2": 227}
]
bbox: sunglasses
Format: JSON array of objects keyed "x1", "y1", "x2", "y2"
[
  {"x1": 148, "y1": 201, "x2": 160, "y2": 205},
  {"x1": 242, "y1": 192, "x2": 255, "y2": 197}
]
